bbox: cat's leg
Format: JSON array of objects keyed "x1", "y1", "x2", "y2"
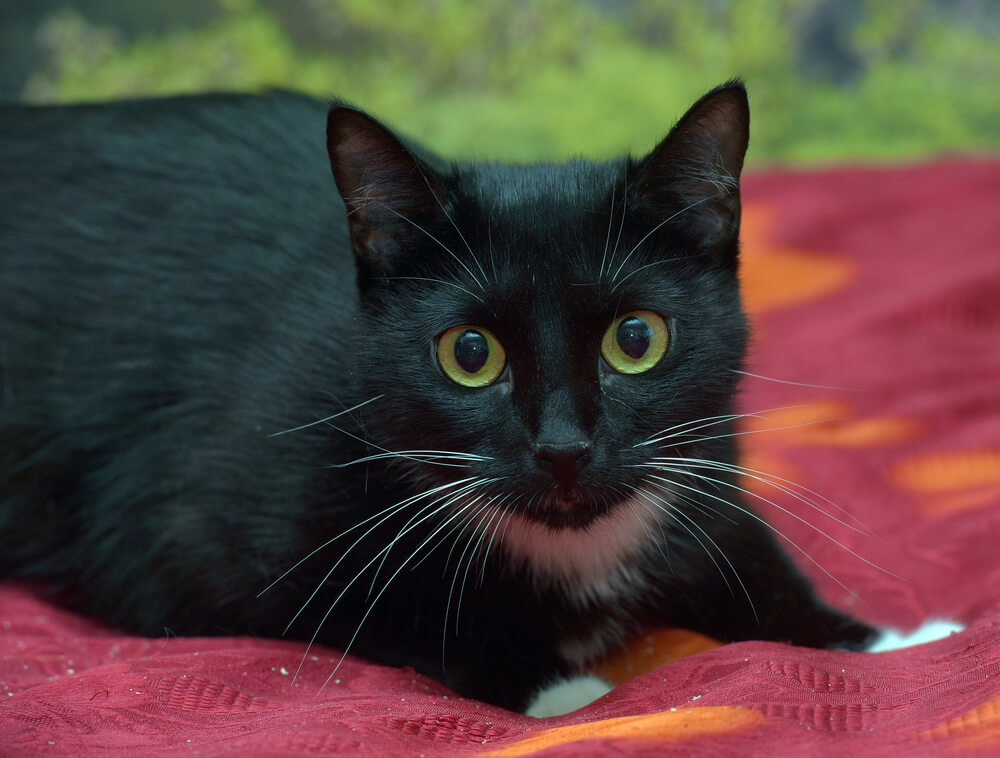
[
  {"x1": 435, "y1": 625, "x2": 571, "y2": 713},
  {"x1": 650, "y1": 501, "x2": 879, "y2": 650}
]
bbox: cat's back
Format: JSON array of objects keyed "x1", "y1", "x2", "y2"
[
  {"x1": 0, "y1": 90, "x2": 342, "y2": 263},
  {"x1": 0, "y1": 88, "x2": 354, "y2": 380},
  {"x1": 0, "y1": 92, "x2": 359, "y2": 577},
  {"x1": 0, "y1": 90, "x2": 331, "y2": 172},
  {"x1": 0, "y1": 89, "x2": 354, "y2": 334}
]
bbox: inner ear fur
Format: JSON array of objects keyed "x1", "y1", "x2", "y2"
[
  {"x1": 633, "y1": 81, "x2": 750, "y2": 252},
  {"x1": 327, "y1": 104, "x2": 448, "y2": 274}
]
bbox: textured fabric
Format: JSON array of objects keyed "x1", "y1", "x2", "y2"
[{"x1": 2, "y1": 158, "x2": 999, "y2": 756}]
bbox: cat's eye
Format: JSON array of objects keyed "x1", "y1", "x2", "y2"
[
  {"x1": 437, "y1": 325, "x2": 507, "y2": 387},
  {"x1": 601, "y1": 310, "x2": 669, "y2": 374}
]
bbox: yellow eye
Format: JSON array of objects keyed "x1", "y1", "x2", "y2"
[
  {"x1": 437, "y1": 325, "x2": 507, "y2": 387},
  {"x1": 601, "y1": 310, "x2": 669, "y2": 374}
]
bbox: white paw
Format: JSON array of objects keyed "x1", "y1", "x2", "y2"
[
  {"x1": 866, "y1": 619, "x2": 965, "y2": 652},
  {"x1": 525, "y1": 674, "x2": 614, "y2": 717}
]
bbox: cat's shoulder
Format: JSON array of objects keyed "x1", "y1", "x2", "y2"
[{"x1": 0, "y1": 89, "x2": 329, "y2": 167}]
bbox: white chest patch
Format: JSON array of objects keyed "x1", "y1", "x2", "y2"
[{"x1": 499, "y1": 495, "x2": 661, "y2": 595}]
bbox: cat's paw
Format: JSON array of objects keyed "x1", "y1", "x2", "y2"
[
  {"x1": 866, "y1": 619, "x2": 965, "y2": 652},
  {"x1": 525, "y1": 675, "x2": 614, "y2": 717}
]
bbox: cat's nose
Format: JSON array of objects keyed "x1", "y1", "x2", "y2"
[{"x1": 532, "y1": 440, "x2": 591, "y2": 488}]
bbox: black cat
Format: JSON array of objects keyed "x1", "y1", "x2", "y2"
[{"x1": 0, "y1": 82, "x2": 875, "y2": 711}]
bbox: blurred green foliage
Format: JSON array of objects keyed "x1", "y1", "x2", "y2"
[{"x1": 17, "y1": 0, "x2": 1000, "y2": 164}]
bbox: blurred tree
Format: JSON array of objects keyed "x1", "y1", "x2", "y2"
[{"x1": 5, "y1": 0, "x2": 999, "y2": 164}]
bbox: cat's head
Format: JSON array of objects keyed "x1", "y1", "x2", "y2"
[{"x1": 326, "y1": 83, "x2": 750, "y2": 582}]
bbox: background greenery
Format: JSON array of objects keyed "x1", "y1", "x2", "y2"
[{"x1": 3, "y1": 0, "x2": 998, "y2": 165}]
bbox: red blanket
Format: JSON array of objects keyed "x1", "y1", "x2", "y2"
[{"x1": 3, "y1": 159, "x2": 999, "y2": 756}]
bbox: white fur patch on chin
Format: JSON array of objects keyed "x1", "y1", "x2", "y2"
[
  {"x1": 500, "y1": 497, "x2": 659, "y2": 586},
  {"x1": 866, "y1": 619, "x2": 965, "y2": 652},
  {"x1": 526, "y1": 675, "x2": 614, "y2": 718}
]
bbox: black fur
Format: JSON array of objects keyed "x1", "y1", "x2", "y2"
[{"x1": 0, "y1": 83, "x2": 875, "y2": 711}]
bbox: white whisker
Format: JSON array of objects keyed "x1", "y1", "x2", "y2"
[
  {"x1": 478, "y1": 493, "x2": 515, "y2": 586},
  {"x1": 285, "y1": 478, "x2": 485, "y2": 644},
  {"x1": 437, "y1": 498, "x2": 491, "y2": 670},
  {"x1": 418, "y1": 167, "x2": 489, "y2": 289},
  {"x1": 383, "y1": 276, "x2": 484, "y2": 303},
  {"x1": 372, "y1": 199, "x2": 484, "y2": 291},
  {"x1": 290, "y1": 483, "x2": 482, "y2": 683},
  {"x1": 327, "y1": 449, "x2": 489, "y2": 469},
  {"x1": 669, "y1": 416, "x2": 841, "y2": 446},
  {"x1": 644, "y1": 477, "x2": 731, "y2": 522},
  {"x1": 646, "y1": 470, "x2": 857, "y2": 595},
  {"x1": 609, "y1": 194, "x2": 719, "y2": 286},
  {"x1": 487, "y1": 218, "x2": 498, "y2": 282},
  {"x1": 602, "y1": 181, "x2": 629, "y2": 286},
  {"x1": 268, "y1": 395, "x2": 383, "y2": 437},
  {"x1": 599, "y1": 180, "x2": 616, "y2": 279},
  {"x1": 257, "y1": 476, "x2": 478, "y2": 600},
  {"x1": 365, "y1": 478, "x2": 504, "y2": 599},
  {"x1": 649, "y1": 456, "x2": 872, "y2": 535},
  {"x1": 733, "y1": 369, "x2": 854, "y2": 392},
  {"x1": 320, "y1": 482, "x2": 503, "y2": 689},
  {"x1": 613, "y1": 256, "x2": 686, "y2": 288},
  {"x1": 647, "y1": 467, "x2": 897, "y2": 581},
  {"x1": 639, "y1": 484, "x2": 758, "y2": 623},
  {"x1": 322, "y1": 423, "x2": 489, "y2": 470},
  {"x1": 635, "y1": 405, "x2": 810, "y2": 448},
  {"x1": 451, "y1": 499, "x2": 504, "y2": 638},
  {"x1": 628, "y1": 498, "x2": 670, "y2": 567}
]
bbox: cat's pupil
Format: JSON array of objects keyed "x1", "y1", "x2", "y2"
[
  {"x1": 617, "y1": 317, "x2": 651, "y2": 359},
  {"x1": 454, "y1": 330, "x2": 489, "y2": 373}
]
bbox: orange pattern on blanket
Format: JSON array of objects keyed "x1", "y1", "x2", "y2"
[
  {"x1": 739, "y1": 205, "x2": 855, "y2": 315},
  {"x1": 733, "y1": 401, "x2": 920, "y2": 499},
  {"x1": 893, "y1": 449, "x2": 1000, "y2": 515},
  {"x1": 484, "y1": 706, "x2": 762, "y2": 756},
  {"x1": 918, "y1": 693, "x2": 1000, "y2": 749},
  {"x1": 742, "y1": 401, "x2": 919, "y2": 448},
  {"x1": 593, "y1": 629, "x2": 723, "y2": 685},
  {"x1": 893, "y1": 450, "x2": 1000, "y2": 492}
]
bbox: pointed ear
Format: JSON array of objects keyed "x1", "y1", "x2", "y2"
[
  {"x1": 327, "y1": 105, "x2": 446, "y2": 275},
  {"x1": 633, "y1": 81, "x2": 749, "y2": 253}
]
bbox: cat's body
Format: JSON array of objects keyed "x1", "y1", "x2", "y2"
[{"x1": 0, "y1": 84, "x2": 875, "y2": 711}]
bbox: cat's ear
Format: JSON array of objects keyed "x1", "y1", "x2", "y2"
[
  {"x1": 633, "y1": 81, "x2": 749, "y2": 255},
  {"x1": 327, "y1": 104, "x2": 447, "y2": 275}
]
